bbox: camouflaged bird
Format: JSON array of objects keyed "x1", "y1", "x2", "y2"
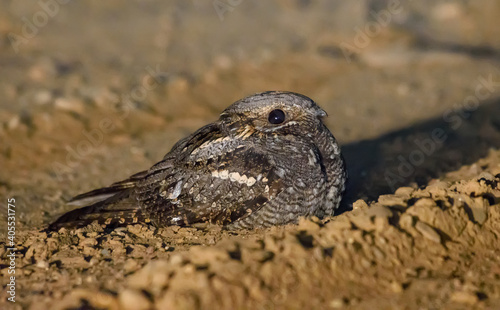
[{"x1": 49, "y1": 91, "x2": 347, "y2": 231}]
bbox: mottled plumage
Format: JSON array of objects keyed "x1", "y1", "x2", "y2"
[{"x1": 49, "y1": 91, "x2": 347, "y2": 230}]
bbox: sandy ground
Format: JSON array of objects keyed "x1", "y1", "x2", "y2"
[{"x1": 1, "y1": 1, "x2": 500, "y2": 309}]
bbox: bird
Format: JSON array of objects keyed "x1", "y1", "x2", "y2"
[{"x1": 49, "y1": 91, "x2": 347, "y2": 231}]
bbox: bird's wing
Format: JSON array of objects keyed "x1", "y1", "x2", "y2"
[
  {"x1": 66, "y1": 170, "x2": 148, "y2": 207},
  {"x1": 66, "y1": 123, "x2": 221, "y2": 207},
  {"x1": 135, "y1": 124, "x2": 284, "y2": 226}
]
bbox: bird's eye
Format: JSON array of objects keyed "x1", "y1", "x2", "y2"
[{"x1": 268, "y1": 109, "x2": 285, "y2": 124}]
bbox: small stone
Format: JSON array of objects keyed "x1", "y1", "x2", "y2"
[
  {"x1": 395, "y1": 187, "x2": 414, "y2": 197},
  {"x1": 36, "y1": 260, "x2": 49, "y2": 269},
  {"x1": 298, "y1": 217, "x2": 321, "y2": 232},
  {"x1": 329, "y1": 298, "x2": 346, "y2": 308},
  {"x1": 415, "y1": 221, "x2": 441, "y2": 243},
  {"x1": 87, "y1": 232, "x2": 99, "y2": 238},
  {"x1": 170, "y1": 254, "x2": 184, "y2": 266},
  {"x1": 450, "y1": 291, "x2": 479, "y2": 305},
  {"x1": 478, "y1": 172, "x2": 495, "y2": 182},
  {"x1": 28, "y1": 61, "x2": 56, "y2": 81},
  {"x1": 7, "y1": 115, "x2": 20, "y2": 130},
  {"x1": 360, "y1": 258, "x2": 371, "y2": 268},
  {"x1": 412, "y1": 190, "x2": 432, "y2": 199},
  {"x1": 378, "y1": 195, "x2": 405, "y2": 207},
  {"x1": 127, "y1": 260, "x2": 171, "y2": 291},
  {"x1": 25, "y1": 246, "x2": 35, "y2": 260},
  {"x1": 34, "y1": 90, "x2": 53, "y2": 105},
  {"x1": 398, "y1": 213, "x2": 414, "y2": 229},
  {"x1": 89, "y1": 257, "x2": 100, "y2": 266},
  {"x1": 372, "y1": 246, "x2": 385, "y2": 260},
  {"x1": 189, "y1": 246, "x2": 230, "y2": 265},
  {"x1": 390, "y1": 281, "x2": 403, "y2": 293},
  {"x1": 374, "y1": 216, "x2": 389, "y2": 231},
  {"x1": 457, "y1": 180, "x2": 490, "y2": 196},
  {"x1": 57, "y1": 227, "x2": 68, "y2": 234},
  {"x1": 414, "y1": 198, "x2": 436, "y2": 209},
  {"x1": 79, "y1": 238, "x2": 98, "y2": 247},
  {"x1": 169, "y1": 77, "x2": 190, "y2": 93},
  {"x1": 324, "y1": 219, "x2": 352, "y2": 231},
  {"x1": 353, "y1": 200, "x2": 369, "y2": 210},
  {"x1": 59, "y1": 289, "x2": 119, "y2": 310},
  {"x1": 124, "y1": 259, "x2": 139, "y2": 273},
  {"x1": 54, "y1": 97, "x2": 84, "y2": 113},
  {"x1": 427, "y1": 181, "x2": 449, "y2": 197},
  {"x1": 101, "y1": 249, "x2": 111, "y2": 256},
  {"x1": 469, "y1": 206, "x2": 488, "y2": 225},
  {"x1": 350, "y1": 215, "x2": 375, "y2": 231},
  {"x1": 366, "y1": 205, "x2": 393, "y2": 218},
  {"x1": 118, "y1": 289, "x2": 152, "y2": 310},
  {"x1": 82, "y1": 246, "x2": 96, "y2": 256}
]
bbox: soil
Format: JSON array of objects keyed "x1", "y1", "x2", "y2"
[{"x1": 1, "y1": 1, "x2": 500, "y2": 309}]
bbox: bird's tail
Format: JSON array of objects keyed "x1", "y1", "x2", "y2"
[
  {"x1": 48, "y1": 190, "x2": 149, "y2": 231},
  {"x1": 48, "y1": 171, "x2": 150, "y2": 231}
]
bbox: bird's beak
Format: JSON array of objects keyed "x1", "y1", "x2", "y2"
[{"x1": 316, "y1": 107, "x2": 328, "y2": 118}]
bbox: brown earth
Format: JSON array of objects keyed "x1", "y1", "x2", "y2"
[{"x1": 1, "y1": 1, "x2": 500, "y2": 309}]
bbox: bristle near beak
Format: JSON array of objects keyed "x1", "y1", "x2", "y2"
[{"x1": 316, "y1": 107, "x2": 328, "y2": 118}]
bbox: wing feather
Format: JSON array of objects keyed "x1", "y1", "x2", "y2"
[{"x1": 136, "y1": 130, "x2": 284, "y2": 227}]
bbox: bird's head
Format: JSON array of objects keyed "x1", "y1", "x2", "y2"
[{"x1": 220, "y1": 91, "x2": 328, "y2": 138}]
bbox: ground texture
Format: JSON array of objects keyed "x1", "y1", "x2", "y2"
[{"x1": 1, "y1": 1, "x2": 500, "y2": 309}]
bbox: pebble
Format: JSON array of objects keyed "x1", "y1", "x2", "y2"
[
  {"x1": 450, "y1": 291, "x2": 479, "y2": 305},
  {"x1": 28, "y1": 61, "x2": 56, "y2": 82},
  {"x1": 414, "y1": 198, "x2": 437, "y2": 209},
  {"x1": 458, "y1": 180, "x2": 490, "y2": 196},
  {"x1": 36, "y1": 260, "x2": 49, "y2": 269},
  {"x1": 124, "y1": 259, "x2": 140, "y2": 273},
  {"x1": 101, "y1": 249, "x2": 111, "y2": 256},
  {"x1": 118, "y1": 289, "x2": 152, "y2": 310},
  {"x1": 170, "y1": 254, "x2": 184, "y2": 266},
  {"x1": 412, "y1": 190, "x2": 432, "y2": 199},
  {"x1": 478, "y1": 172, "x2": 495, "y2": 182},
  {"x1": 394, "y1": 187, "x2": 414, "y2": 197},
  {"x1": 352, "y1": 200, "x2": 369, "y2": 210},
  {"x1": 298, "y1": 217, "x2": 321, "y2": 232},
  {"x1": 60, "y1": 289, "x2": 120, "y2": 310},
  {"x1": 34, "y1": 90, "x2": 53, "y2": 105},
  {"x1": 374, "y1": 217, "x2": 389, "y2": 232},
  {"x1": 329, "y1": 298, "x2": 346, "y2": 308},
  {"x1": 54, "y1": 97, "x2": 85, "y2": 113},
  {"x1": 350, "y1": 215, "x2": 375, "y2": 231},
  {"x1": 390, "y1": 281, "x2": 403, "y2": 293},
  {"x1": 169, "y1": 77, "x2": 190, "y2": 93},
  {"x1": 127, "y1": 260, "x2": 171, "y2": 291},
  {"x1": 415, "y1": 221, "x2": 441, "y2": 244},
  {"x1": 469, "y1": 205, "x2": 488, "y2": 225},
  {"x1": 7, "y1": 115, "x2": 20, "y2": 130},
  {"x1": 398, "y1": 213, "x2": 414, "y2": 229},
  {"x1": 378, "y1": 195, "x2": 405, "y2": 207},
  {"x1": 79, "y1": 238, "x2": 98, "y2": 247},
  {"x1": 366, "y1": 205, "x2": 393, "y2": 218},
  {"x1": 427, "y1": 181, "x2": 449, "y2": 197},
  {"x1": 372, "y1": 246, "x2": 386, "y2": 260}
]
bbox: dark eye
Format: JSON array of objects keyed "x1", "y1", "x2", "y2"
[{"x1": 268, "y1": 109, "x2": 285, "y2": 124}]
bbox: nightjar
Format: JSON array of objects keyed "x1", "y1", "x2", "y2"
[{"x1": 49, "y1": 91, "x2": 347, "y2": 230}]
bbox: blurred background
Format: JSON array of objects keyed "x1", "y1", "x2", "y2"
[{"x1": 1, "y1": 0, "x2": 500, "y2": 226}]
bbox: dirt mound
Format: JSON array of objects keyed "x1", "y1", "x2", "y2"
[{"x1": 3, "y1": 150, "x2": 499, "y2": 309}]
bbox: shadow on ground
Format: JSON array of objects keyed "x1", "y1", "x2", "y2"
[{"x1": 340, "y1": 97, "x2": 500, "y2": 210}]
